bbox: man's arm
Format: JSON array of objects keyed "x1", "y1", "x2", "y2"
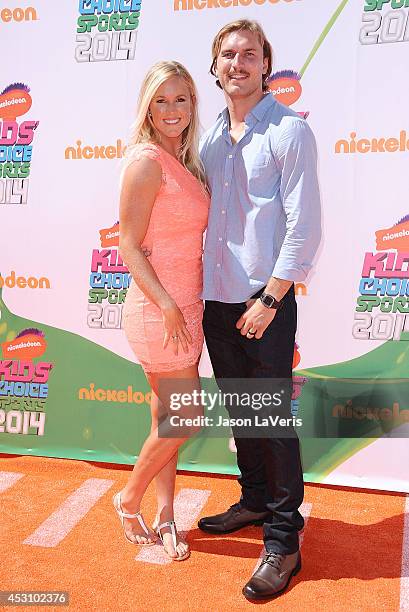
[
  {"x1": 272, "y1": 118, "x2": 322, "y2": 286},
  {"x1": 237, "y1": 118, "x2": 321, "y2": 339},
  {"x1": 260, "y1": 119, "x2": 322, "y2": 302}
]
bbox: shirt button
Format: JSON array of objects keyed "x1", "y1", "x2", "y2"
[
  {"x1": 221, "y1": 210, "x2": 226, "y2": 214},
  {"x1": 216, "y1": 263, "x2": 221, "y2": 267},
  {"x1": 218, "y1": 237, "x2": 223, "y2": 241},
  {"x1": 228, "y1": 154, "x2": 233, "y2": 159},
  {"x1": 224, "y1": 182, "x2": 229, "y2": 187}
]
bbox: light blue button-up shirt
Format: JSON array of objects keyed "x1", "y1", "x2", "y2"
[{"x1": 200, "y1": 93, "x2": 321, "y2": 303}]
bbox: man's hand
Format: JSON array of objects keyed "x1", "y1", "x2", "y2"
[{"x1": 236, "y1": 298, "x2": 277, "y2": 340}]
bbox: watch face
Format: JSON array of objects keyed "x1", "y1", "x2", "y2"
[{"x1": 261, "y1": 294, "x2": 274, "y2": 307}]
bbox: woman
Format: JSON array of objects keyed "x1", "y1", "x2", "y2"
[{"x1": 114, "y1": 61, "x2": 209, "y2": 561}]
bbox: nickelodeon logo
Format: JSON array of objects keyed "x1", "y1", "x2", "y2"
[
  {"x1": 79, "y1": 383, "x2": 151, "y2": 405},
  {"x1": 1, "y1": 6, "x2": 37, "y2": 22},
  {"x1": 0, "y1": 84, "x2": 32, "y2": 120},
  {"x1": 65, "y1": 139, "x2": 125, "y2": 160},
  {"x1": 294, "y1": 283, "x2": 307, "y2": 296},
  {"x1": 1, "y1": 328, "x2": 47, "y2": 360},
  {"x1": 375, "y1": 216, "x2": 409, "y2": 252},
  {"x1": 0, "y1": 271, "x2": 50, "y2": 289},
  {"x1": 335, "y1": 131, "x2": 409, "y2": 154},
  {"x1": 267, "y1": 70, "x2": 302, "y2": 107},
  {"x1": 99, "y1": 222, "x2": 120, "y2": 248},
  {"x1": 174, "y1": 0, "x2": 301, "y2": 10}
]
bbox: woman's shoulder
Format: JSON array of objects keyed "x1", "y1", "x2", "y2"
[
  {"x1": 120, "y1": 142, "x2": 162, "y2": 190},
  {"x1": 124, "y1": 141, "x2": 162, "y2": 163}
]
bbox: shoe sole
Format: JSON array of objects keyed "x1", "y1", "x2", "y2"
[
  {"x1": 198, "y1": 518, "x2": 266, "y2": 535},
  {"x1": 171, "y1": 551, "x2": 191, "y2": 562},
  {"x1": 242, "y1": 557, "x2": 302, "y2": 601}
]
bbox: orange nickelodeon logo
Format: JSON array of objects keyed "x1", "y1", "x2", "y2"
[
  {"x1": 174, "y1": 0, "x2": 302, "y2": 9},
  {"x1": 335, "y1": 131, "x2": 409, "y2": 154},
  {"x1": 65, "y1": 139, "x2": 125, "y2": 160},
  {"x1": 294, "y1": 282, "x2": 307, "y2": 296},
  {"x1": 292, "y1": 343, "x2": 301, "y2": 369},
  {"x1": 78, "y1": 383, "x2": 151, "y2": 405},
  {"x1": 99, "y1": 222, "x2": 120, "y2": 248},
  {"x1": 1, "y1": 328, "x2": 47, "y2": 360},
  {"x1": 376, "y1": 216, "x2": 409, "y2": 252},
  {"x1": 0, "y1": 271, "x2": 50, "y2": 289},
  {"x1": 267, "y1": 71, "x2": 302, "y2": 107},
  {"x1": 0, "y1": 6, "x2": 37, "y2": 23},
  {"x1": 0, "y1": 83, "x2": 32, "y2": 120}
]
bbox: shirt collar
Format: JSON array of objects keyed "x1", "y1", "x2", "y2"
[
  {"x1": 249, "y1": 92, "x2": 276, "y2": 122},
  {"x1": 218, "y1": 92, "x2": 276, "y2": 128}
]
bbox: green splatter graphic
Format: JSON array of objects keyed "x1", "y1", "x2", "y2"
[
  {"x1": 300, "y1": 0, "x2": 350, "y2": 78},
  {"x1": 1, "y1": 284, "x2": 406, "y2": 481}
]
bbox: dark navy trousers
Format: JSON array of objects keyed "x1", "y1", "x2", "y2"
[{"x1": 203, "y1": 286, "x2": 304, "y2": 554}]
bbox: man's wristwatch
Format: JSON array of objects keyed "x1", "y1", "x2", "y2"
[{"x1": 259, "y1": 292, "x2": 283, "y2": 310}]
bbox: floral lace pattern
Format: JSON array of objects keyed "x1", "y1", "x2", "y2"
[{"x1": 122, "y1": 143, "x2": 210, "y2": 373}]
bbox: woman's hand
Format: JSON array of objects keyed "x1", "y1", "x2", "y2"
[{"x1": 161, "y1": 298, "x2": 193, "y2": 355}]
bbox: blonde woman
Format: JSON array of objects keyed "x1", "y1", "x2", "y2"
[{"x1": 114, "y1": 61, "x2": 209, "y2": 561}]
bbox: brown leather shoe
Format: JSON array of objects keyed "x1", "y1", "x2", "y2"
[
  {"x1": 243, "y1": 550, "x2": 301, "y2": 601},
  {"x1": 197, "y1": 503, "x2": 270, "y2": 534}
]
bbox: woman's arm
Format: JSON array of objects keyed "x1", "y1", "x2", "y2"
[{"x1": 119, "y1": 155, "x2": 192, "y2": 354}]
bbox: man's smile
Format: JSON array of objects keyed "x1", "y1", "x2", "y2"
[{"x1": 228, "y1": 73, "x2": 248, "y2": 81}]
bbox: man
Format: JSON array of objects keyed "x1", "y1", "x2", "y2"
[{"x1": 198, "y1": 19, "x2": 321, "y2": 601}]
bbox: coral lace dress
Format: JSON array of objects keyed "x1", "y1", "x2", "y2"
[{"x1": 122, "y1": 143, "x2": 209, "y2": 373}]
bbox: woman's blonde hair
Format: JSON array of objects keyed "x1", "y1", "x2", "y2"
[{"x1": 127, "y1": 60, "x2": 206, "y2": 188}]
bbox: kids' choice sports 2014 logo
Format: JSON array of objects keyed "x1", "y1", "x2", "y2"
[
  {"x1": 75, "y1": 0, "x2": 143, "y2": 63},
  {"x1": 0, "y1": 83, "x2": 39, "y2": 205},
  {"x1": 353, "y1": 215, "x2": 409, "y2": 341},
  {"x1": 360, "y1": 0, "x2": 409, "y2": 45},
  {"x1": 0, "y1": 328, "x2": 54, "y2": 436},
  {"x1": 87, "y1": 221, "x2": 131, "y2": 329}
]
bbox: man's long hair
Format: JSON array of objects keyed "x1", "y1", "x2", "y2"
[{"x1": 210, "y1": 19, "x2": 273, "y2": 92}]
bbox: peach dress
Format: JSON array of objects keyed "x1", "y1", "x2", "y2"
[{"x1": 122, "y1": 143, "x2": 210, "y2": 373}]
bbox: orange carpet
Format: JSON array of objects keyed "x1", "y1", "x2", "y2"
[{"x1": 0, "y1": 454, "x2": 406, "y2": 611}]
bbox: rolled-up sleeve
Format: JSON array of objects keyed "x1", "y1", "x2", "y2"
[{"x1": 272, "y1": 119, "x2": 322, "y2": 282}]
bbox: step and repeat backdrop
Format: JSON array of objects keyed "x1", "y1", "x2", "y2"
[{"x1": 1, "y1": 0, "x2": 409, "y2": 492}]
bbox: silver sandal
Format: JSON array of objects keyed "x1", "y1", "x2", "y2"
[
  {"x1": 113, "y1": 492, "x2": 156, "y2": 546},
  {"x1": 155, "y1": 520, "x2": 190, "y2": 561}
]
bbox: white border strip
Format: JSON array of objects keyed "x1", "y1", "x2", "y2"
[
  {"x1": 0, "y1": 471, "x2": 24, "y2": 492},
  {"x1": 23, "y1": 478, "x2": 114, "y2": 547}
]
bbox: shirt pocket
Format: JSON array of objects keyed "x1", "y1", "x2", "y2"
[
  {"x1": 247, "y1": 155, "x2": 277, "y2": 199},
  {"x1": 250, "y1": 153, "x2": 272, "y2": 168}
]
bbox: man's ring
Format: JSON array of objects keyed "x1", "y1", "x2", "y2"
[{"x1": 172, "y1": 335, "x2": 178, "y2": 341}]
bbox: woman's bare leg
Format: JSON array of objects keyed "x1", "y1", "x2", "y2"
[
  {"x1": 150, "y1": 391, "x2": 177, "y2": 523},
  {"x1": 149, "y1": 390, "x2": 187, "y2": 558},
  {"x1": 119, "y1": 363, "x2": 201, "y2": 547}
]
